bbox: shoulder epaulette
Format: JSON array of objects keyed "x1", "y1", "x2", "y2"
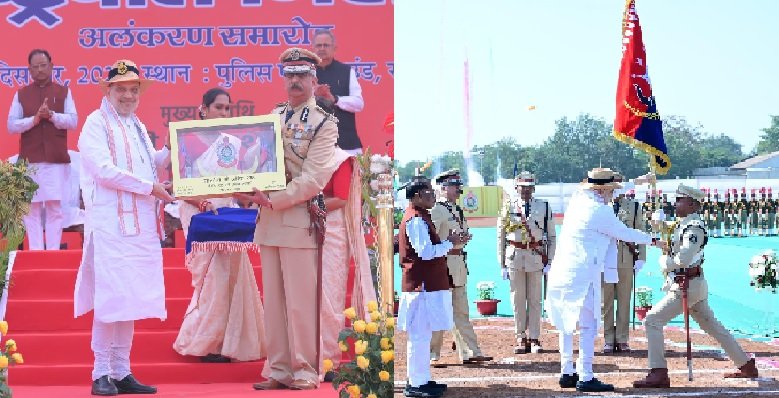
[{"x1": 314, "y1": 105, "x2": 339, "y2": 123}]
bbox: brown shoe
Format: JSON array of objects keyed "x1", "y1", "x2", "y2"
[
  {"x1": 514, "y1": 338, "x2": 530, "y2": 354},
  {"x1": 633, "y1": 368, "x2": 670, "y2": 388},
  {"x1": 725, "y1": 358, "x2": 759, "y2": 378},
  {"x1": 617, "y1": 343, "x2": 631, "y2": 353},
  {"x1": 289, "y1": 379, "x2": 317, "y2": 390},
  {"x1": 252, "y1": 379, "x2": 288, "y2": 390}
]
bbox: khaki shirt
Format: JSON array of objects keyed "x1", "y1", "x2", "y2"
[
  {"x1": 614, "y1": 196, "x2": 647, "y2": 268},
  {"x1": 497, "y1": 195, "x2": 556, "y2": 272},
  {"x1": 663, "y1": 213, "x2": 706, "y2": 272},
  {"x1": 254, "y1": 95, "x2": 339, "y2": 249},
  {"x1": 430, "y1": 201, "x2": 469, "y2": 287}
]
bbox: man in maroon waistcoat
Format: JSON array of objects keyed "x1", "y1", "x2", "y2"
[
  {"x1": 6, "y1": 49, "x2": 78, "y2": 250},
  {"x1": 398, "y1": 175, "x2": 464, "y2": 398}
]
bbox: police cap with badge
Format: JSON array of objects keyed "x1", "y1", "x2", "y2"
[{"x1": 435, "y1": 169, "x2": 464, "y2": 194}]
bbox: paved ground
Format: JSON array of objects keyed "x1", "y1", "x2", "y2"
[{"x1": 393, "y1": 318, "x2": 779, "y2": 397}]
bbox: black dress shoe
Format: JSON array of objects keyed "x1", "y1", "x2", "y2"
[
  {"x1": 558, "y1": 373, "x2": 579, "y2": 388},
  {"x1": 111, "y1": 374, "x2": 157, "y2": 394},
  {"x1": 92, "y1": 375, "x2": 118, "y2": 396},
  {"x1": 200, "y1": 353, "x2": 231, "y2": 363},
  {"x1": 403, "y1": 384, "x2": 442, "y2": 398},
  {"x1": 576, "y1": 377, "x2": 615, "y2": 392},
  {"x1": 425, "y1": 380, "x2": 447, "y2": 392}
]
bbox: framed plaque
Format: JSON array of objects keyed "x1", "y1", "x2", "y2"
[{"x1": 169, "y1": 114, "x2": 286, "y2": 198}]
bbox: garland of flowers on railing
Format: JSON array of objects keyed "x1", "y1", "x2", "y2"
[{"x1": 0, "y1": 160, "x2": 38, "y2": 296}]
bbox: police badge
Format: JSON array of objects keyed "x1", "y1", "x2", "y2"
[{"x1": 216, "y1": 136, "x2": 238, "y2": 168}]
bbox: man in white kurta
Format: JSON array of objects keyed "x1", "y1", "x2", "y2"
[
  {"x1": 545, "y1": 168, "x2": 654, "y2": 393},
  {"x1": 6, "y1": 49, "x2": 78, "y2": 250},
  {"x1": 74, "y1": 59, "x2": 174, "y2": 396}
]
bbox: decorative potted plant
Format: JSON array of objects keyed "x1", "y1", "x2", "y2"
[
  {"x1": 474, "y1": 281, "x2": 500, "y2": 316},
  {"x1": 634, "y1": 286, "x2": 653, "y2": 321},
  {"x1": 749, "y1": 250, "x2": 778, "y2": 294}
]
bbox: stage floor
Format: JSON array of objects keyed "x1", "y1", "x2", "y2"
[{"x1": 12, "y1": 382, "x2": 339, "y2": 398}]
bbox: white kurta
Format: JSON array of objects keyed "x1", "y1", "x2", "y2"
[
  {"x1": 6, "y1": 90, "x2": 78, "y2": 202},
  {"x1": 545, "y1": 189, "x2": 652, "y2": 334},
  {"x1": 74, "y1": 98, "x2": 170, "y2": 323}
]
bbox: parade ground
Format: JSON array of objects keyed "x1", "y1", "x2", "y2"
[
  {"x1": 394, "y1": 220, "x2": 779, "y2": 396},
  {"x1": 393, "y1": 317, "x2": 779, "y2": 397},
  {"x1": 394, "y1": 222, "x2": 779, "y2": 338}
]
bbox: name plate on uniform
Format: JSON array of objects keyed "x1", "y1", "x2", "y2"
[{"x1": 169, "y1": 114, "x2": 286, "y2": 198}]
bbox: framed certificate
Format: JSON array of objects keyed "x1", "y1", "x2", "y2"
[{"x1": 169, "y1": 114, "x2": 286, "y2": 198}]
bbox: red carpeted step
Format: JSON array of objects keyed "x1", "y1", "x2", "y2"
[
  {"x1": 5, "y1": 298, "x2": 190, "y2": 332},
  {"x1": 10, "y1": 361, "x2": 267, "y2": 386}
]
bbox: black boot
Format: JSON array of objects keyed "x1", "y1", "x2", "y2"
[
  {"x1": 576, "y1": 377, "x2": 615, "y2": 392},
  {"x1": 91, "y1": 375, "x2": 118, "y2": 396},
  {"x1": 111, "y1": 374, "x2": 157, "y2": 394},
  {"x1": 558, "y1": 373, "x2": 579, "y2": 388}
]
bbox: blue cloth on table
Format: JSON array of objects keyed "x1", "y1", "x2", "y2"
[{"x1": 185, "y1": 207, "x2": 258, "y2": 254}]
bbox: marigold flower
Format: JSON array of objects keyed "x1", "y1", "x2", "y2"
[
  {"x1": 354, "y1": 340, "x2": 367, "y2": 355},
  {"x1": 381, "y1": 350, "x2": 394, "y2": 363},
  {"x1": 10, "y1": 353, "x2": 22, "y2": 364},
  {"x1": 366, "y1": 322, "x2": 379, "y2": 334},
  {"x1": 343, "y1": 307, "x2": 357, "y2": 320},
  {"x1": 370, "y1": 311, "x2": 382, "y2": 322},
  {"x1": 6, "y1": 339, "x2": 16, "y2": 352},
  {"x1": 353, "y1": 320, "x2": 366, "y2": 334},
  {"x1": 339, "y1": 341, "x2": 349, "y2": 352},
  {"x1": 323, "y1": 358, "x2": 333, "y2": 373},
  {"x1": 367, "y1": 300, "x2": 379, "y2": 312},
  {"x1": 380, "y1": 337, "x2": 391, "y2": 350},
  {"x1": 385, "y1": 317, "x2": 395, "y2": 328},
  {"x1": 346, "y1": 384, "x2": 360, "y2": 398},
  {"x1": 379, "y1": 370, "x2": 390, "y2": 382},
  {"x1": 0, "y1": 356, "x2": 7, "y2": 369},
  {"x1": 356, "y1": 355, "x2": 369, "y2": 370},
  {"x1": 0, "y1": 321, "x2": 7, "y2": 335}
]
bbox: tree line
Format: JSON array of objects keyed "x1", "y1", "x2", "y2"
[{"x1": 397, "y1": 113, "x2": 779, "y2": 185}]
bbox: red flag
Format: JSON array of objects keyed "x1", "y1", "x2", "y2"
[{"x1": 613, "y1": 0, "x2": 671, "y2": 174}]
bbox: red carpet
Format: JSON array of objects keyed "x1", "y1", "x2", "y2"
[
  {"x1": 4, "y1": 247, "x2": 353, "y2": 397},
  {"x1": 12, "y1": 382, "x2": 339, "y2": 397}
]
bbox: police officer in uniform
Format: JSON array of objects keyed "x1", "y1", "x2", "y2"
[
  {"x1": 498, "y1": 171, "x2": 556, "y2": 354},
  {"x1": 602, "y1": 173, "x2": 646, "y2": 353},
  {"x1": 633, "y1": 185, "x2": 759, "y2": 389},
  {"x1": 768, "y1": 188, "x2": 776, "y2": 236},
  {"x1": 712, "y1": 189, "x2": 722, "y2": 238},
  {"x1": 238, "y1": 47, "x2": 339, "y2": 391},
  {"x1": 429, "y1": 169, "x2": 493, "y2": 366},
  {"x1": 737, "y1": 188, "x2": 748, "y2": 237},
  {"x1": 723, "y1": 191, "x2": 733, "y2": 237}
]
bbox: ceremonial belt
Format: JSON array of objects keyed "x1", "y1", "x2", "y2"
[
  {"x1": 448, "y1": 248, "x2": 465, "y2": 255},
  {"x1": 673, "y1": 265, "x2": 703, "y2": 282},
  {"x1": 508, "y1": 240, "x2": 542, "y2": 250}
]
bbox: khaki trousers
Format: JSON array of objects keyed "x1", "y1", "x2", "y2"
[
  {"x1": 602, "y1": 267, "x2": 634, "y2": 344},
  {"x1": 259, "y1": 245, "x2": 319, "y2": 386},
  {"x1": 509, "y1": 268, "x2": 543, "y2": 341},
  {"x1": 645, "y1": 276, "x2": 749, "y2": 369},
  {"x1": 430, "y1": 286, "x2": 483, "y2": 361}
]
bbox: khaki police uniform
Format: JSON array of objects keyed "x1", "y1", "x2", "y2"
[
  {"x1": 643, "y1": 186, "x2": 750, "y2": 370},
  {"x1": 498, "y1": 182, "x2": 556, "y2": 346},
  {"x1": 429, "y1": 199, "x2": 486, "y2": 362},
  {"x1": 253, "y1": 48, "x2": 339, "y2": 389},
  {"x1": 602, "y1": 195, "x2": 646, "y2": 346}
]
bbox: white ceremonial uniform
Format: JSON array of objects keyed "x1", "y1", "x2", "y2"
[
  {"x1": 545, "y1": 189, "x2": 651, "y2": 381},
  {"x1": 7, "y1": 91, "x2": 78, "y2": 250},
  {"x1": 398, "y1": 217, "x2": 454, "y2": 388},
  {"x1": 74, "y1": 97, "x2": 169, "y2": 381}
]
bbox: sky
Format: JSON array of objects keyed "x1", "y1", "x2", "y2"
[{"x1": 395, "y1": 0, "x2": 779, "y2": 164}]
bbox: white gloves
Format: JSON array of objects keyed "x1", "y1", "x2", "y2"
[
  {"x1": 543, "y1": 264, "x2": 550, "y2": 274},
  {"x1": 658, "y1": 254, "x2": 671, "y2": 273},
  {"x1": 502, "y1": 268, "x2": 510, "y2": 280},
  {"x1": 634, "y1": 260, "x2": 645, "y2": 272}
]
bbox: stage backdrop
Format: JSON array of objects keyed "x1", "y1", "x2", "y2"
[{"x1": 0, "y1": 0, "x2": 393, "y2": 161}]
